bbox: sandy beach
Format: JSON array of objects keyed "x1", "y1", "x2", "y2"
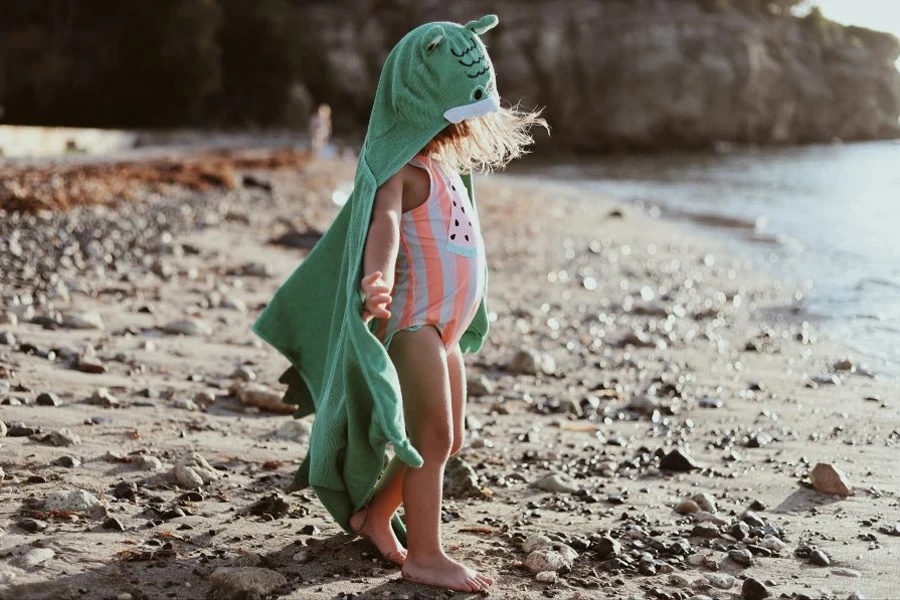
[{"x1": 1, "y1": 151, "x2": 898, "y2": 600}]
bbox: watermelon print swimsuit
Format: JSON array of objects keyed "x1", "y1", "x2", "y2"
[{"x1": 371, "y1": 155, "x2": 487, "y2": 349}]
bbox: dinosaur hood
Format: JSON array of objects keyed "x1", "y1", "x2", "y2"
[{"x1": 363, "y1": 14, "x2": 500, "y2": 181}]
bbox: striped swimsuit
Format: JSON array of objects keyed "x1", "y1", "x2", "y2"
[{"x1": 371, "y1": 155, "x2": 487, "y2": 349}]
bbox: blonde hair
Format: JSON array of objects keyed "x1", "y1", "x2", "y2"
[{"x1": 424, "y1": 104, "x2": 548, "y2": 173}]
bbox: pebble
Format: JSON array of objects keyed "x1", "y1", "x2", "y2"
[
  {"x1": 12, "y1": 548, "x2": 55, "y2": 568},
  {"x1": 525, "y1": 549, "x2": 571, "y2": 573},
  {"x1": 660, "y1": 448, "x2": 700, "y2": 472},
  {"x1": 172, "y1": 453, "x2": 220, "y2": 490},
  {"x1": 443, "y1": 456, "x2": 483, "y2": 498},
  {"x1": 162, "y1": 318, "x2": 212, "y2": 336},
  {"x1": 41, "y1": 428, "x2": 81, "y2": 446},
  {"x1": 693, "y1": 511, "x2": 727, "y2": 525},
  {"x1": 691, "y1": 523, "x2": 720, "y2": 538},
  {"x1": 208, "y1": 567, "x2": 287, "y2": 598},
  {"x1": 0, "y1": 311, "x2": 18, "y2": 327},
  {"x1": 45, "y1": 489, "x2": 106, "y2": 515},
  {"x1": 532, "y1": 472, "x2": 578, "y2": 493},
  {"x1": 231, "y1": 366, "x2": 256, "y2": 381},
  {"x1": 676, "y1": 499, "x2": 701, "y2": 514},
  {"x1": 18, "y1": 518, "x2": 49, "y2": 533},
  {"x1": 832, "y1": 567, "x2": 862, "y2": 578},
  {"x1": 522, "y1": 534, "x2": 553, "y2": 552},
  {"x1": 35, "y1": 392, "x2": 63, "y2": 406},
  {"x1": 761, "y1": 535, "x2": 786, "y2": 551},
  {"x1": 230, "y1": 382, "x2": 294, "y2": 414},
  {"x1": 670, "y1": 574, "x2": 692, "y2": 588},
  {"x1": 53, "y1": 455, "x2": 81, "y2": 468},
  {"x1": 0, "y1": 420, "x2": 6, "y2": 438},
  {"x1": 741, "y1": 577, "x2": 771, "y2": 600},
  {"x1": 592, "y1": 535, "x2": 622, "y2": 559},
  {"x1": 705, "y1": 573, "x2": 735, "y2": 589},
  {"x1": 811, "y1": 462, "x2": 853, "y2": 496},
  {"x1": 86, "y1": 388, "x2": 119, "y2": 407},
  {"x1": 174, "y1": 397, "x2": 199, "y2": 411},
  {"x1": 194, "y1": 391, "x2": 216, "y2": 407},
  {"x1": 62, "y1": 311, "x2": 105, "y2": 330},
  {"x1": 534, "y1": 570, "x2": 558, "y2": 583},
  {"x1": 692, "y1": 492, "x2": 717, "y2": 513},
  {"x1": 466, "y1": 373, "x2": 495, "y2": 396},
  {"x1": 76, "y1": 357, "x2": 108, "y2": 374},
  {"x1": 102, "y1": 517, "x2": 126, "y2": 531},
  {"x1": 137, "y1": 455, "x2": 163, "y2": 471},
  {"x1": 274, "y1": 419, "x2": 312, "y2": 443},
  {"x1": 508, "y1": 348, "x2": 543, "y2": 375},
  {"x1": 809, "y1": 549, "x2": 831, "y2": 566},
  {"x1": 0, "y1": 331, "x2": 15, "y2": 346},
  {"x1": 728, "y1": 548, "x2": 754, "y2": 567}
]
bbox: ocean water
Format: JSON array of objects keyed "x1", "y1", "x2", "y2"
[{"x1": 526, "y1": 141, "x2": 900, "y2": 376}]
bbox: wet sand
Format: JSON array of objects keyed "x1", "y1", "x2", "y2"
[{"x1": 1, "y1": 153, "x2": 898, "y2": 600}]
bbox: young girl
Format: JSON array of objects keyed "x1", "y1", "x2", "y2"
[
  {"x1": 351, "y1": 48, "x2": 545, "y2": 598},
  {"x1": 253, "y1": 14, "x2": 543, "y2": 595}
]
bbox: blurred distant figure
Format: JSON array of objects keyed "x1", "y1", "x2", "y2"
[{"x1": 309, "y1": 103, "x2": 333, "y2": 158}]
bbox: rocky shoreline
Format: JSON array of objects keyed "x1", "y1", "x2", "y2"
[{"x1": 1, "y1": 151, "x2": 898, "y2": 600}]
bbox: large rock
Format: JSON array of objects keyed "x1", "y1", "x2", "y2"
[
  {"x1": 293, "y1": 1, "x2": 900, "y2": 150},
  {"x1": 44, "y1": 489, "x2": 106, "y2": 517},
  {"x1": 208, "y1": 567, "x2": 287, "y2": 600}
]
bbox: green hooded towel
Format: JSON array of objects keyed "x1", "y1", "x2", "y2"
[{"x1": 252, "y1": 15, "x2": 501, "y2": 537}]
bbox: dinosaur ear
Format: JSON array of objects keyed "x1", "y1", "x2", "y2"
[
  {"x1": 465, "y1": 14, "x2": 498, "y2": 35},
  {"x1": 423, "y1": 25, "x2": 444, "y2": 53}
]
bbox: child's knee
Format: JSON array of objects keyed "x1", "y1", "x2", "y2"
[{"x1": 417, "y1": 422, "x2": 454, "y2": 460}]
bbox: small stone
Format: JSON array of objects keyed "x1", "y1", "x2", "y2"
[
  {"x1": 522, "y1": 534, "x2": 553, "y2": 552},
  {"x1": 208, "y1": 567, "x2": 287, "y2": 599},
  {"x1": 7, "y1": 422, "x2": 40, "y2": 436},
  {"x1": 113, "y1": 481, "x2": 139, "y2": 500},
  {"x1": 705, "y1": 573, "x2": 735, "y2": 589},
  {"x1": 466, "y1": 373, "x2": 494, "y2": 396},
  {"x1": 847, "y1": 593, "x2": 865, "y2": 600},
  {"x1": 761, "y1": 535, "x2": 786, "y2": 551},
  {"x1": 0, "y1": 331, "x2": 15, "y2": 346},
  {"x1": 18, "y1": 519, "x2": 48, "y2": 533},
  {"x1": 728, "y1": 521, "x2": 751, "y2": 540},
  {"x1": 810, "y1": 463, "x2": 853, "y2": 496},
  {"x1": 40, "y1": 428, "x2": 81, "y2": 447},
  {"x1": 45, "y1": 489, "x2": 106, "y2": 515},
  {"x1": 670, "y1": 574, "x2": 692, "y2": 588},
  {"x1": 231, "y1": 366, "x2": 257, "y2": 382},
  {"x1": 592, "y1": 535, "x2": 622, "y2": 559},
  {"x1": 12, "y1": 548, "x2": 54, "y2": 568},
  {"x1": 535, "y1": 570, "x2": 558, "y2": 583},
  {"x1": 693, "y1": 511, "x2": 727, "y2": 525},
  {"x1": 174, "y1": 398, "x2": 199, "y2": 411},
  {"x1": 0, "y1": 421, "x2": 6, "y2": 438},
  {"x1": 676, "y1": 499, "x2": 701, "y2": 514},
  {"x1": 86, "y1": 388, "x2": 119, "y2": 407},
  {"x1": 443, "y1": 456, "x2": 484, "y2": 498},
  {"x1": 248, "y1": 493, "x2": 291, "y2": 519},
  {"x1": 230, "y1": 382, "x2": 294, "y2": 414},
  {"x1": 741, "y1": 510, "x2": 765, "y2": 528},
  {"x1": 76, "y1": 358, "x2": 108, "y2": 374},
  {"x1": 508, "y1": 348, "x2": 542, "y2": 375},
  {"x1": 274, "y1": 419, "x2": 312, "y2": 443},
  {"x1": 36, "y1": 392, "x2": 63, "y2": 406},
  {"x1": 162, "y1": 318, "x2": 212, "y2": 336},
  {"x1": 0, "y1": 311, "x2": 18, "y2": 327},
  {"x1": 692, "y1": 493, "x2": 717, "y2": 513},
  {"x1": 194, "y1": 391, "x2": 216, "y2": 407},
  {"x1": 299, "y1": 524, "x2": 319, "y2": 535},
  {"x1": 137, "y1": 455, "x2": 163, "y2": 471},
  {"x1": 174, "y1": 465, "x2": 206, "y2": 490},
  {"x1": 525, "y1": 549, "x2": 571, "y2": 573},
  {"x1": 117, "y1": 594, "x2": 133, "y2": 600},
  {"x1": 660, "y1": 448, "x2": 701, "y2": 472},
  {"x1": 62, "y1": 311, "x2": 104, "y2": 330},
  {"x1": 728, "y1": 548, "x2": 753, "y2": 567},
  {"x1": 832, "y1": 568, "x2": 862, "y2": 578},
  {"x1": 809, "y1": 549, "x2": 831, "y2": 566},
  {"x1": 691, "y1": 523, "x2": 720, "y2": 538},
  {"x1": 742, "y1": 577, "x2": 770, "y2": 600},
  {"x1": 103, "y1": 517, "x2": 126, "y2": 531},
  {"x1": 53, "y1": 455, "x2": 81, "y2": 468},
  {"x1": 532, "y1": 472, "x2": 578, "y2": 493}
]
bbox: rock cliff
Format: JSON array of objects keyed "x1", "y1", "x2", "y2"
[{"x1": 296, "y1": 0, "x2": 900, "y2": 151}]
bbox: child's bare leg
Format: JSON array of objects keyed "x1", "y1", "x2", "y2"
[
  {"x1": 387, "y1": 327, "x2": 491, "y2": 592},
  {"x1": 350, "y1": 456, "x2": 407, "y2": 564},
  {"x1": 445, "y1": 344, "x2": 468, "y2": 457}
]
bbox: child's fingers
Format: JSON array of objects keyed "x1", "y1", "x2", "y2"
[{"x1": 361, "y1": 271, "x2": 383, "y2": 287}]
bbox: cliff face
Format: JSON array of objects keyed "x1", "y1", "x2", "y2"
[{"x1": 297, "y1": 0, "x2": 900, "y2": 151}]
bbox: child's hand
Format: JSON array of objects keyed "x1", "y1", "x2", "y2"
[{"x1": 361, "y1": 271, "x2": 391, "y2": 323}]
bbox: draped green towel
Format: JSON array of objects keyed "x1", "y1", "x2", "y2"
[{"x1": 252, "y1": 15, "x2": 500, "y2": 537}]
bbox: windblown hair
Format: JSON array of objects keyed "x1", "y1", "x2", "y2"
[{"x1": 424, "y1": 104, "x2": 548, "y2": 173}]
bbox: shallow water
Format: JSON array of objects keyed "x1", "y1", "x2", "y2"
[{"x1": 525, "y1": 141, "x2": 900, "y2": 376}]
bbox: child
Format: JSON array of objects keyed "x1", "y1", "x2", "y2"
[{"x1": 253, "y1": 14, "x2": 544, "y2": 594}]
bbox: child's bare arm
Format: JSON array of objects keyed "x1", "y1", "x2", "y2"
[{"x1": 361, "y1": 173, "x2": 403, "y2": 322}]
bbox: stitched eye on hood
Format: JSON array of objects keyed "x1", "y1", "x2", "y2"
[{"x1": 471, "y1": 86, "x2": 485, "y2": 101}]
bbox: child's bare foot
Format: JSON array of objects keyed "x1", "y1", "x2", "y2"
[
  {"x1": 349, "y1": 508, "x2": 406, "y2": 566},
  {"x1": 401, "y1": 552, "x2": 493, "y2": 592}
]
